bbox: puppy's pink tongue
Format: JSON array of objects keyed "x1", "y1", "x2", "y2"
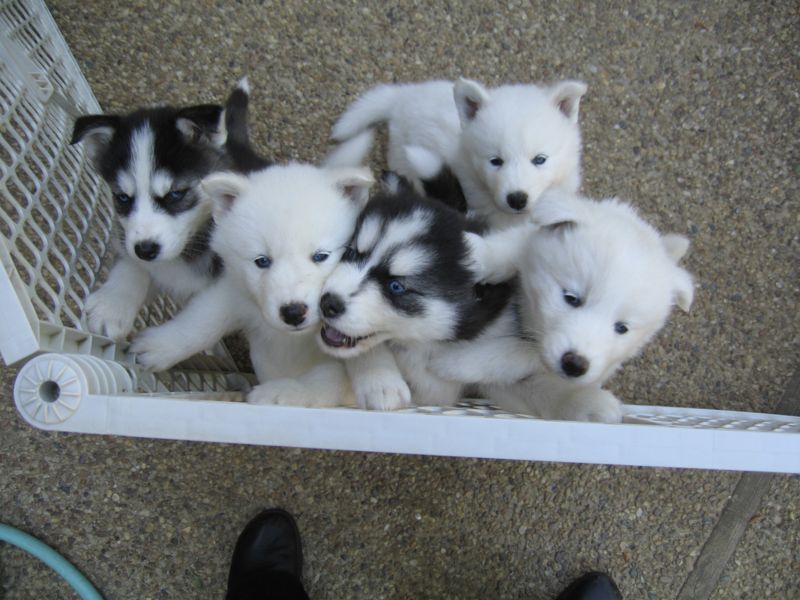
[{"x1": 321, "y1": 325, "x2": 346, "y2": 347}]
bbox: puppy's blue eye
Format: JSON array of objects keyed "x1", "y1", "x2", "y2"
[
  {"x1": 254, "y1": 255, "x2": 272, "y2": 269},
  {"x1": 166, "y1": 189, "x2": 188, "y2": 202},
  {"x1": 387, "y1": 279, "x2": 406, "y2": 295},
  {"x1": 114, "y1": 192, "x2": 132, "y2": 205},
  {"x1": 563, "y1": 290, "x2": 582, "y2": 307},
  {"x1": 489, "y1": 157, "x2": 504, "y2": 167},
  {"x1": 532, "y1": 154, "x2": 547, "y2": 166},
  {"x1": 312, "y1": 251, "x2": 330, "y2": 263},
  {"x1": 614, "y1": 322, "x2": 629, "y2": 335}
]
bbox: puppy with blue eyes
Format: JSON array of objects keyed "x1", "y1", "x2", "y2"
[
  {"x1": 330, "y1": 77, "x2": 587, "y2": 230},
  {"x1": 131, "y1": 163, "x2": 375, "y2": 408},
  {"x1": 458, "y1": 190, "x2": 695, "y2": 422},
  {"x1": 71, "y1": 78, "x2": 269, "y2": 340}
]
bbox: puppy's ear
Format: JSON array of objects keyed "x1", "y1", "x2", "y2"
[
  {"x1": 550, "y1": 80, "x2": 588, "y2": 123},
  {"x1": 530, "y1": 190, "x2": 580, "y2": 230},
  {"x1": 454, "y1": 78, "x2": 490, "y2": 124},
  {"x1": 175, "y1": 104, "x2": 225, "y2": 146},
  {"x1": 71, "y1": 114, "x2": 120, "y2": 164},
  {"x1": 330, "y1": 167, "x2": 374, "y2": 207},
  {"x1": 661, "y1": 233, "x2": 690, "y2": 264},
  {"x1": 201, "y1": 172, "x2": 249, "y2": 221},
  {"x1": 672, "y1": 267, "x2": 694, "y2": 312}
]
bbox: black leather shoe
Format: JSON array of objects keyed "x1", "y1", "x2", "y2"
[
  {"x1": 556, "y1": 571, "x2": 622, "y2": 600},
  {"x1": 227, "y1": 508, "x2": 303, "y2": 593}
]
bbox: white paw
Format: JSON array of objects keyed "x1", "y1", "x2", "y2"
[
  {"x1": 561, "y1": 388, "x2": 623, "y2": 423},
  {"x1": 129, "y1": 326, "x2": 187, "y2": 371},
  {"x1": 85, "y1": 287, "x2": 141, "y2": 340},
  {"x1": 464, "y1": 232, "x2": 490, "y2": 282},
  {"x1": 352, "y1": 368, "x2": 412, "y2": 411},
  {"x1": 247, "y1": 379, "x2": 313, "y2": 407}
]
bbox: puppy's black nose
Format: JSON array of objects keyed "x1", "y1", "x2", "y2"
[
  {"x1": 280, "y1": 302, "x2": 308, "y2": 326},
  {"x1": 320, "y1": 293, "x2": 345, "y2": 319},
  {"x1": 134, "y1": 240, "x2": 161, "y2": 261},
  {"x1": 506, "y1": 192, "x2": 528, "y2": 211},
  {"x1": 561, "y1": 352, "x2": 589, "y2": 378}
]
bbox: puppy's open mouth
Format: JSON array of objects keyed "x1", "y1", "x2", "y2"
[{"x1": 320, "y1": 324, "x2": 374, "y2": 349}]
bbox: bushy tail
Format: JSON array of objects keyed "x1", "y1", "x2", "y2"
[
  {"x1": 223, "y1": 77, "x2": 271, "y2": 173},
  {"x1": 322, "y1": 129, "x2": 375, "y2": 168},
  {"x1": 331, "y1": 83, "x2": 399, "y2": 141}
]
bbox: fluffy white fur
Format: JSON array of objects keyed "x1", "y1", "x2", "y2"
[
  {"x1": 131, "y1": 163, "x2": 373, "y2": 407},
  {"x1": 320, "y1": 189, "x2": 693, "y2": 422},
  {"x1": 331, "y1": 78, "x2": 587, "y2": 228},
  {"x1": 461, "y1": 191, "x2": 695, "y2": 422}
]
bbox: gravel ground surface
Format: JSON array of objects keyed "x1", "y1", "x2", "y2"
[{"x1": 1, "y1": 1, "x2": 797, "y2": 598}]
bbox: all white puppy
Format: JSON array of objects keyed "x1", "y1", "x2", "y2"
[
  {"x1": 331, "y1": 78, "x2": 587, "y2": 228},
  {"x1": 131, "y1": 163, "x2": 373, "y2": 407},
  {"x1": 453, "y1": 191, "x2": 695, "y2": 422}
]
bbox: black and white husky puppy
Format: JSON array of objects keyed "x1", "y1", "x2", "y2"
[
  {"x1": 71, "y1": 78, "x2": 270, "y2": 340},
  {"x1": 319, "y1": 168, "x2": 694, "y2": 422},
  {"x1": 317, "y1": 173, "x2": 523, "y2": 410}
]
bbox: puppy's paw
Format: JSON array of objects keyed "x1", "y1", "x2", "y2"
[
  {"x1": 247, "y1": 379, "x2": 312, "y2": 407},
  {"x1": 464, "y1": 232, "x2": 490, "y2": 282},
  {"x1": 352, "y1": 368, "x2": 412, "y2": 411},
  {"x1": 561, "y1": 388, "x2": 623, "y2": 423},
  {"x1": 85, "y1": 287, "x2": 141, "y2": 340},
  {"x1": 130, "y1": 326, "x2": 187, "y2": 371}
]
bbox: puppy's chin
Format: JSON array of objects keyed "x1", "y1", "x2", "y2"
[{"x1": 317, "y1": 324, "x2": 387, "y2": 358}]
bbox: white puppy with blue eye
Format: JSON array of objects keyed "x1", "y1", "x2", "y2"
[
  {"x1": 131, "y1": 162, "x2": 374, "y2": 407},
  {"x1": 450, "y1": 190, "x2": 695, "y2": 422}
]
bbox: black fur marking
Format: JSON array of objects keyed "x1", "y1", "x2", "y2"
[
  {"x1": 72, "y1": 105, "x2": 226, "y2": 187},
  {"x1": 180, "y1": 218, "x2": 214, "y2": 262},
  {"x1": 71, "y1": 114, "x2": 121, "y2": 145},
  {"x1": 455, "y1": 279, "x2": 517, "y2": 340},
  {"x1": 209, "y1": 253, "x2": 224, "y2": 278},
  {"x1": 348, "y1": 188, "x2": 513, "y2": 340},
  {"x1": 72, "y1": 81, "x2": 273, "y2": 282},
  {"x1": 155, "y1": 188, "x2": 200, "y2": 215},
  {"x1": 420, "y1": 164, "x2": 467, "y2": 213},
  {"x1": 223, "y1": 85, "x2": 272, "y2": 173}
]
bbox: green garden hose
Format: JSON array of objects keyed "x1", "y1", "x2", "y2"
[{"x1": 0, "y1": 523, "x2": 102, "y2": 599}]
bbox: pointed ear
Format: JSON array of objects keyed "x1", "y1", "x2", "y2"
[
  {"x1": 71, "y1": 114, "x2": 120, "y2": 164},
  {"x1": 672, "y1": 267, "x2": 694, "y2": 312},
  {"x1": 330, "y1": 167, "x2": 374, "y2": 207},
  {"x1": 175, "y1": 104, "x2": 225, "y2": 146},
  {"x1": 550, "y1": 80, "x2": 587, "y2": 123},
  {"x1": 453, "y1": 78, "x2": 490, "y2": 125},
  {"x1": 661, "y1": 233, "x2": 690, "y2": 264},
  {"x1": 201, "y1": 172, "x2": 250, "y2": 221},
  {"x1": 530, "y1": 190, "x2": 580, "y2": 230}
]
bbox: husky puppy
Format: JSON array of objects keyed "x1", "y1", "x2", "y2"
[
  {"x1": 445, "y1": 191, "x2": 695, "y2": 422},
  {"x1": 71, "y1": 78, "x2": 270, "y2": 340},
  {"x1": 318, "y1": 174, "x2": 521, "y2": 409},
  {"x1": 320, "y1": 174, "x2": 693, "y2": 421},
  {"x1": 331, "y1": 78, "x2": 586, "y2": 228},
  {"x1": 130, "y1": 163, "x2": 374, "y2": 407}
]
